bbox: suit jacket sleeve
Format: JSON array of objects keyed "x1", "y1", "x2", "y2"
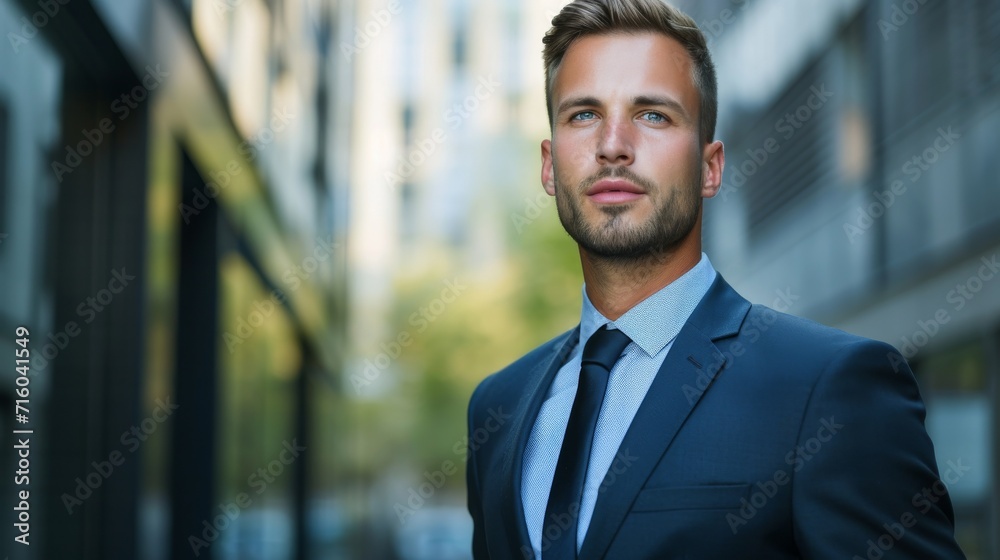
[
  {"x1": 467, "y1": 379, "x2": 489, "y2": 559},
  {"x1": 791, "y1": 339, "x2": 966, "y2": 558}
]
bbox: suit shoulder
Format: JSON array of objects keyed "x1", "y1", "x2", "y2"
[
  {"x1": 744, "y1": 303, "x2": 897, "y2": 359},
  {"x1": 733, "y1": 304, "x2": 912, "y2": 399}
]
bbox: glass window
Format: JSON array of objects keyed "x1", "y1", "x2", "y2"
[
  {"x1": 0, "y1": 1, "x2": 64, "y2": 557},
  {"x1": 915, "y1": 341, "x2": 994, "y2": 559},
  {"x1": 216, "y1": 252, "x2": 301, "y2": 560}
]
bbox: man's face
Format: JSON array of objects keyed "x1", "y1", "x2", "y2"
[{"x1": 541, "y1": 32, "x2": 722, "y2": 261}]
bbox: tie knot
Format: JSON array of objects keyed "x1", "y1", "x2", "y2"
[{"x1": 581, "y1": 325, "x2": 632, "y2": 371}]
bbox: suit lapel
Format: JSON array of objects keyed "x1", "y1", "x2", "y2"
[
  {"x1": 578, "y1": 275, "x2": 750, "y2": 560},
  {"x1": 492, "y1": 328, "x2": 578, "y2": 559}
]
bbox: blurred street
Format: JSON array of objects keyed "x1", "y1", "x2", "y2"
[{"x1": 0, "y1": 0, "x2": 997, "y2": 558}]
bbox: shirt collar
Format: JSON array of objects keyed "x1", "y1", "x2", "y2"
[{"x1": 579, "y1": 252, "x2": 718, "y2": 358}]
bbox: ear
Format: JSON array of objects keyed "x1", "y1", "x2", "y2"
[
  {"x1": 701, "y1": 140, "x2": 724, "y2": 198},
  {"x1": 541, "y1": 138, "x2": 556, "y2": 196}
]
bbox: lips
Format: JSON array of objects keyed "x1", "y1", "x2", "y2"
[{"x1": 586, "y1": 179, "x2": 646, "y2": 204}]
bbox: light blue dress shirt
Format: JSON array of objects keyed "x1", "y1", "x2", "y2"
[{"x1": 520, "y1": 253, "x2": 717, "y2": 557}]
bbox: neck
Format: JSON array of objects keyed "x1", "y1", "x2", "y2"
[{"x1": 581, "y1": 226, "x2": 702, "y2": 321}]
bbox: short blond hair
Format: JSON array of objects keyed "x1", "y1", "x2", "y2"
[{"x1": 542, "y1": 0, "x2": 717, "y2": 143}]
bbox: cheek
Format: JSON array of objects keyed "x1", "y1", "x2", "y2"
[
  {"x1": 651, "y1": 140, "x2": 702, "y2": 181},
  {"x1": 554, "y1": 134, "x2": 596, "y2": 169}
]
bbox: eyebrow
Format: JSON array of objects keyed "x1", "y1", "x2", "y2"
[
  {"x1": 555, "y1": 96, "x2": 601, "y2": 117},
  {"x1": 556, "y1": 94, "x2": 690, "y2": 121}
]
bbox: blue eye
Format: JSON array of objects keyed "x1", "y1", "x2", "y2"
[
  {"x1": 641, "y1": 112, "x2": 668, "y2": 123},
  {"x1": 572, "y1": 111, "x2": 596, "y2": 121}
]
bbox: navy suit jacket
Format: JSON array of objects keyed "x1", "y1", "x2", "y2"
[{"x1": 466, "y1": 275, "x2": 965, "y2": 559}]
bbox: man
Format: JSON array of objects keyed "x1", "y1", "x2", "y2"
[{"x1": 466, "y1": 0, "x2": 965, "y2": 559}]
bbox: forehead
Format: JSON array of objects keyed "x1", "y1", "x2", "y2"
[{"x1": 552, "y1": 32, "x2": 698, "y2": 112}]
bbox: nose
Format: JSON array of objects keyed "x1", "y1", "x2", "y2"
[{"x1": 596, "y1": 114, "x2": 635, "y2": 166}]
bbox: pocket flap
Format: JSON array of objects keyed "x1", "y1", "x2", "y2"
[{"x1": 631, "y1": 484, "x2": 750, "y2": 512}]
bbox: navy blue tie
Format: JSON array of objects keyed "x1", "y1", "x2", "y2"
[{"x1": 543, "y1": 325, "x2": 632, "y2": 559}]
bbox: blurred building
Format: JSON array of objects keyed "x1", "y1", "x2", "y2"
[
  {"x1": 344, "y1": 1, "x2": 546, "y2": 556},
  {"x1": 344, "y1": 1, "x2": 583, "y2": 557},
  {"x1": 682, "y1": 0, "x2": 999, "y2": 557},
  {"x1": 0, "y1": 0, "x2": 351, "y2": 559},
  {"x1": 346, "y1": 0, "x2": 550, "y2": 397}
]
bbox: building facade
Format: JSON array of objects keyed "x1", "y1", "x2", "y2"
[{"x1": 0, "y1": 0, "x2": 351, "y2": 558}]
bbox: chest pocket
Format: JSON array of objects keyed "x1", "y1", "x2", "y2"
[{"x1": 631, "y1": 483, "x2": 750, "y2": 512}]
